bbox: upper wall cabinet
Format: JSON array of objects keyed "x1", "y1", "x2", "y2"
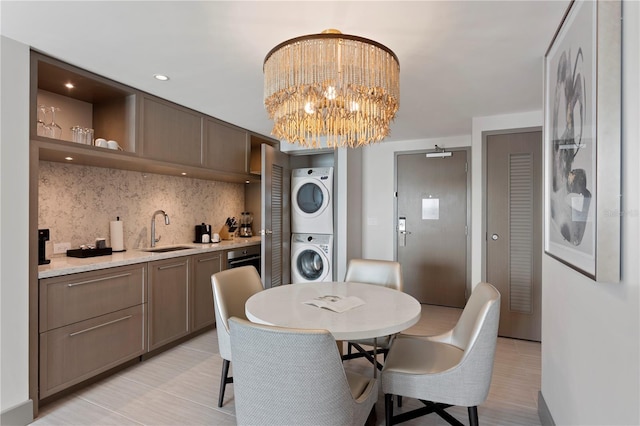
[
  {"x1": 31, "y1": 52, "x2": 278, "y2": 182},
  {"x1": 249, "y1": 134, "x2": 278, "y2": 175},
  {"x1": 203, "y1": 118, "x2": 249, "y2": 174},
  {"x1": 140, "y1": 95, "x2": 203, "y2": 166},
  {"x1": 31, "y1": 52, "x2": 138, "y2": 153}
]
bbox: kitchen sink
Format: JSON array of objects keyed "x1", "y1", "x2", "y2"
[{"x1": 141, "y1": 245, "x2": 194, "y2": 253}]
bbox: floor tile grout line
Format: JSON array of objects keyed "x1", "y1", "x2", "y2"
[
  {"x1": 75, "y1": 396, "x2": 146, "y2": 425},
  {"x1": 114, "y1": 374, "x2": 237, "y2": 417}
]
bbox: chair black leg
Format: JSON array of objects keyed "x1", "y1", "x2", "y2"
[
  {"x1": 468, "y1": 406, "x2": 478, "y2": 426},
  {"x1": 384, "y1": 394, "x2": 394, "y2": 426},
  {"x1": 218, "y1": 359, "x2": 231, "y2": 407}
]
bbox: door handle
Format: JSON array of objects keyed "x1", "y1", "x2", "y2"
[
  {"x1": 491, "y1": 233, "x2": 499, "y2": 241},
  {"x1": 260, "y1": 229, "x2": 273, "y2": 235}
]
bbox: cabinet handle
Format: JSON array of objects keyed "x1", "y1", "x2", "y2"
[
  {"x1": 158, "y1": 262, "x2": 186, "y2": 270},
  {"x1": 67, "y1": 273, "x2": 132, "y2": 287},
  {"x1": 198, "y1": 256, "x2": 219, "y2": 263},
  {"x1": 69, "y1": 315, "x2": 133, "y2": 337},
  {"x1": 227, "y1": 255, "x2": 261, "y2": 267}
]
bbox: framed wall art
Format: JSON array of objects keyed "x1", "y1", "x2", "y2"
[{"x1": 543, "y1": 0, "x2": 621, "y2": 282}]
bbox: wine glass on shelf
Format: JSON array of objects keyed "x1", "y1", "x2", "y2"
[
  {"x1": 36, "y1": 105, "x2": 50, "y2": 137},
  {"x1": 47, "y1": 106, "x2": 62, "y2": 139}
]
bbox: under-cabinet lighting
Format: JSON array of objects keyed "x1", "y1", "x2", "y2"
[
  {"x1": 154, "y1": 74, "x2": 170, "y2": 81},
  {"x1": 64, "y1": 83, "x2": 74, "y2": 89},
  {"x1": 181, "y1": 172, "x2": 187, "y2": 176},
  {"x1": 64, "y1": 156, "x2": 73, "y2": 161},
  {"x1": 245, "y1": 180, "x2": 250, "y2": 184}
]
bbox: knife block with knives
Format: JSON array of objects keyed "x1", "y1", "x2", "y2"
[{"x1": 219, "y1": 217, "x2": 238, "y2": 240}]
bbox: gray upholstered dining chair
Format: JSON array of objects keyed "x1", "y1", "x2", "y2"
[
  {"x1": 211, "y1": 265, "x2": 263, "y2": 407},
  {"x1": 382, "y1": 282, "x2": 501, "y2": 426},
  {"x1": 342, "y1": 258, "x2": 403, "y2": 369},
  {"x1": 228, "y1": 317, "x2": 378, "y2": 426}
]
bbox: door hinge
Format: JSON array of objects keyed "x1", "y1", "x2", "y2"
[
  {"x1": 394, "y1": 191, "x2": 398, "y2": 197},
  {"x1": 465, "y1": 226, "x2": 468, "y2": 236},
  {"x1": 465, "y1": 162, "x2": 468, "y2": 173}
]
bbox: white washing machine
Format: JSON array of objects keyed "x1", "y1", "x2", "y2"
[
  {"x1": 291, "y1": 233, "x2": 333, "y2": 283},
  {"x1": 291, "y1": 167, "x2": 333, "y2": 234}
]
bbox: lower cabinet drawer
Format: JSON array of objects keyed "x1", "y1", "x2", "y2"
[
  {"x1": 39, "y1": 304, "x2": 146, "y2": 398},
  {"x1": 40, "y1": 264, "x2": 146, "y2": 332}
]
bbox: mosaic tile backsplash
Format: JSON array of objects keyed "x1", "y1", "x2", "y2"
[{"x1": 39, "y1": 161, "x2": 245, "y2": 252}]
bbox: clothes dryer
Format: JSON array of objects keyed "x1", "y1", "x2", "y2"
[
  {"x1": 291, "y1": 233, "x2": 333, "y2": 283},
  {"x1": 291, "y1": 167, "x2": 333, "y2": 234}
]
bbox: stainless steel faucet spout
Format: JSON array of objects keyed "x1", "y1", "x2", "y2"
[{"x1": 151, "y1": 209, "x2": 170, "y2": 247}]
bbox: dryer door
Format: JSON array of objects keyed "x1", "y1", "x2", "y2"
[
  {"x1": 294, "y1": 247, "x2": 329, "y2": 281},
  {"x1": 292, "y1": 180, "x2": 330, "y2": 218}
]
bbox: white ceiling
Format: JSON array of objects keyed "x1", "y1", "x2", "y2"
[{"x1": 1, "y1": 1, "x2": 570, "y2": 143}]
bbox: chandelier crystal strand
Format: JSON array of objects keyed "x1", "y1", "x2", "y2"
[{"x1": 264, "y1": 30, "x2": 399, "y2": 148}]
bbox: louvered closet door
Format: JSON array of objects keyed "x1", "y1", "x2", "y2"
[
  {"x1": 486, "y1": 131, "x2": 542, "y2": 341},
  {"x1": 261, "y1": 144, "x2": 290, "y2": 288}
]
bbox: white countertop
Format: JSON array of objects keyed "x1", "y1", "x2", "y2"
[{"x1": 38, "y1": 237, "x2": 261, "y2": 279}]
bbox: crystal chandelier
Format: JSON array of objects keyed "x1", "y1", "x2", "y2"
[{"x1": 263, "y1": 29, "x2": 400, "y2": 148}]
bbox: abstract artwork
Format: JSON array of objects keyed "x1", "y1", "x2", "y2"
[{"x1": 543, "y1": 0, "x2": 621, "y2": 282}]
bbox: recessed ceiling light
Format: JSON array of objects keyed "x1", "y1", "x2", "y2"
[
  {"x1": 154, "y1": 74, "x2": 170, "y2": 81},
  {"x1": 64, "y1": 83, "x2": 74, "y2": 89},
  {"x1": 64, "y1": 156, "x2": 73, "y2": 161}
]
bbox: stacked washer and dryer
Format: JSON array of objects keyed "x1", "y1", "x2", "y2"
[{"x1": 290, "y1": 167, "x2": 334, "y2": 283}]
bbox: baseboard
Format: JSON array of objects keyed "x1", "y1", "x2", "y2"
[
  {"x1": 0, "y1": 399, "x2": 34, "y2": 426},
  {"x1": 538, "y1": 391, "x2": 556, "y2": 426}
]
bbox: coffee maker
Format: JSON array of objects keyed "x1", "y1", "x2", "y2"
[
  {"x1": 194, "y1": 223, "x2": 211, "y2": 243},
  {"x1": 239, "y1": 212, "x2": 253, "y2": 238}
]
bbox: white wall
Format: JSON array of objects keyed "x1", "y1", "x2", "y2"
[
  {"x1": 0, "y1": 36, "x2": 31, "y2": 414},
  {"x1": 361, "y1": 135, "x2": 470, "y2": 261},
  {"x1": 541, "y1": 2, "x2": 640, "y2": 424}
]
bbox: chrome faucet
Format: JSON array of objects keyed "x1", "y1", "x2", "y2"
[{"x1": 151, "y1": 210, "x2": 170, "y2": 247}]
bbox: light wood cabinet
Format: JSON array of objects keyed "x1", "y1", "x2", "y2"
[
  {"x1": 141, "y1": 96, "x2": 203, "y2": 166},
  {"x1": 203, "y1": 118, "x2": 249, "y2": 173},
  {"x1": 148, "y1": 257, "x2": 190, "y2": 351},
  {"x1": 190, "y1": 252, "x2": 222, "y2": 332},
  {"x1": 39, "y1": 305, "x2": 145, "y2": 398},
  {"x1": 32, "y1": 52, "x2": 138, "y2": 153},
  {"x1": 39, "y1": 264, "x2": 146, "y2": 332},
  {"x1": 249, "y1": 134, "x2": 279, "y2": 175},
  {"x1": 31, "y1": 52, "x2": 278, "y2": 184},
  {"x1": 38, "y1": 265, "x2": 147, "y2": 398}
]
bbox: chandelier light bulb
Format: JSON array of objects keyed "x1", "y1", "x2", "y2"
[{"x1": 324, "y1": 86, "x2": 337, "y2": 100}]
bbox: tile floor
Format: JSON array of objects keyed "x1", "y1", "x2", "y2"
[{"x1": 32, "y1": 305, "x2": 541, "y2": 425}]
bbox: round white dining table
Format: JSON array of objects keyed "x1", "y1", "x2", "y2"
[{"x1": 245, "y1": 281, "x2": 421, "y2": 341}]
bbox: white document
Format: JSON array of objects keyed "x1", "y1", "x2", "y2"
[{"x1": 303, "y1": 295, "x2": 365, "y2": 313}]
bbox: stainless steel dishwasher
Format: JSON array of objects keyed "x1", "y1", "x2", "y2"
[{"x1": 226, "y1": 245, "x2": 261, "y2": 275}]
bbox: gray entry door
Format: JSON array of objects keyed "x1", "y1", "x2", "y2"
[
  {"x1": 261, "y1": 144, "x2": 291, "y2": 288},
  {"x1": 486, "y1": 131, "x2": 542, "y2": 341},
  {"x1": 396, "y1": 150, "x2": 469, "y2": 307}
]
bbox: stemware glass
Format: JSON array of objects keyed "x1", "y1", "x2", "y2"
[
  {"x1": 36, "y1": 105, "x2": 50, "y2": 137},
  {"x1": 47, "y1": 106, "x2": 62, "y2": 139}
]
